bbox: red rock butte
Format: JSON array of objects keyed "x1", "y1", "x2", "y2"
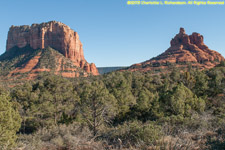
[
  {"x1": 6, "y1": 21, "x2": 98, "y2": 75},
  {"x1": 129, "y1": 28, "x2": 225, "y2": 71}
]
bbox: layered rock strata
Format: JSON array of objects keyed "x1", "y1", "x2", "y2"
[
  {"x1": 6, "y1": 21, "x2": 98, "y2": 75},
  {"x1": 129, "y1": 28, "x2": 224, "y2": 71}
]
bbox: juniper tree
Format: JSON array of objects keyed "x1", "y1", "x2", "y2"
[
  {"x1": 0, "y1": 92, "x2": 21, "y2": 148},
  {"x1": 80, "y1": 80, "x2": 116, "y2": 136}
]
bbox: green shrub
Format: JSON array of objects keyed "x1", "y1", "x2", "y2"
[
  {"x1": 102, "y1": 120, "x2": 162, "y2": 148},
  {"x1": 0, "y1": 92, "x2": 21, "y2": 149},
  {"x1": 168, "y1": 83, "x2": 205, "y2": 116}
]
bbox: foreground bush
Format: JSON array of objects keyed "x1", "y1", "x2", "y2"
[
  {"x1": 16, "y1": 123, "x2": 104, "y2": 150},
  {"x1": 101, "y1": 120, "x2": 162, "y2": 148},
  {"x1": 0, "y1": 91, "x2": 21, "y2": 149},
  {"x1": 206, "y1": 126, "x2": 225, "y2": 150}
]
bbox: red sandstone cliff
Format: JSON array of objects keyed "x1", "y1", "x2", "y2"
[
  {"x1": 129, "y1": 28, "x2": 225, "y2": 71},
  {"x1": 6, "y1": 21, "x2": 98, "y2": 75}
]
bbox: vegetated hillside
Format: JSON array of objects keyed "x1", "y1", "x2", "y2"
[
  {"x1": 126, "y1": 28, "x2": 225, "y2": 72},
  {"x1": 0, "y1": 46, "x2": 91, "y2": 85},
  {"x1": 1, "y1": 62, "x2": 225, "y2": 150},
  {"x1": 97, "y1": 66, "x2": 127, "y2": 74}
]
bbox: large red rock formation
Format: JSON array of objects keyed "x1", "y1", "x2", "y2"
[
  {"x1": 6, "y1": 21, "x2": 98, "y2": 75},
  {"x1": 128, "y1": 28, "x2": 225, "y2": 71}
]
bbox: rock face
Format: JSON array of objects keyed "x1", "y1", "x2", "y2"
[
  {"x1": 6, "y1": 21, "x2": 98, "y2": 75},
  {"x1": 128, "y1": 28, "x2": 225, "y2": 71}
]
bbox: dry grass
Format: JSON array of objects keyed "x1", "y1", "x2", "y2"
[
  {"x1": 15, "y1": 123, "x2": 104, "y2": 150},
  {"x1": 14, "y1": 114, "x2": 224, "y2": 150}
]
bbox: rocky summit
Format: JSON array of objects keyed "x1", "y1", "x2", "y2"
[
  {"x1": 0, "y1": 21, "x2": 98, "y2": 81},
  {"x1": 128, "y1": 28, "x2": 225, "y2": 72}
]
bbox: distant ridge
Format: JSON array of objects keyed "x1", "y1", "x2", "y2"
[{"x1": 97, "y1": 66, "x2": 127, "y2": 74}]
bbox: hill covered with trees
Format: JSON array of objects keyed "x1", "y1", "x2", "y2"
[{"x1": 1, "y1": 62, "x2": 225, "y2": 149}]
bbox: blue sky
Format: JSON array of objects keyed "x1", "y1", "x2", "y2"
[{"x1": 0, "y1": 0, "x2": 224, "y2": 67}]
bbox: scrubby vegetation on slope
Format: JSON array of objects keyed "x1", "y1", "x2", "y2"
[{"x1": 0, "y1": 62, "x2": 225, "y2": 149}]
